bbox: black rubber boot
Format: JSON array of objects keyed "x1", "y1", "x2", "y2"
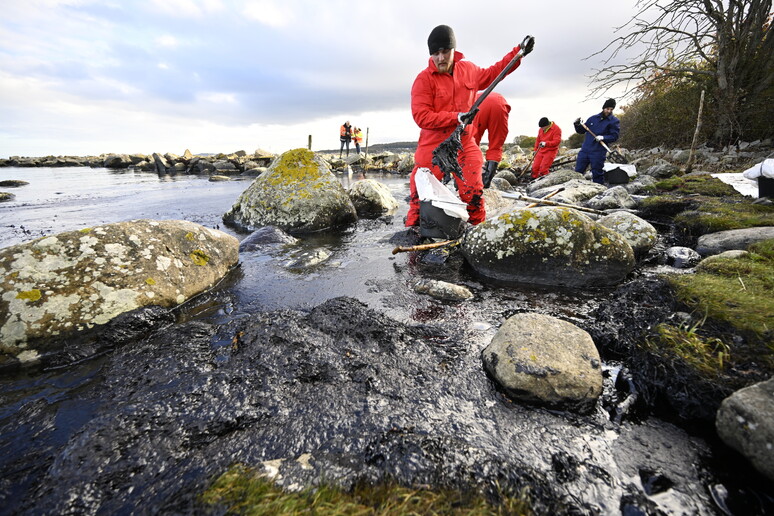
[{"x1": 482, "y1": 160, "x2": 499, "y2": 188}]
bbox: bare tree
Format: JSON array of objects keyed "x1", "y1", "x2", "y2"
[{"x1": 589, "y1": 0, "x2": 773, "y2": 147}]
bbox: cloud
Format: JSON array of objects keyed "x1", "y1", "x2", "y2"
[
  {"x1": 242, "y1": 1, "x2": 294, "y2": 28},
  {"x1": 1, "y1": 0, "x2": 643, "y2": 157}
]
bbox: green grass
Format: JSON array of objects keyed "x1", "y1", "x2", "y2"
[
  {"x1": 200, "y1": 465, "x2": 533, "y2": 516},
  {"x1": 660, "y1": 239, "x2": 774, "y2": 374},
  {"x1": 645, "y1": 322, "x2": 731, "y2": 377},
  {"x1": 674, "y1": 198, "x2": 774, "y2": 236},
  {"x1": 652, "y1": 174, "x2": 741, "y2": 197}
]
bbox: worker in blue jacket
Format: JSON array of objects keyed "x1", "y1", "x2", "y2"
[{"x1": 573, "y1": 98, "x2": 620, "y2": 184}]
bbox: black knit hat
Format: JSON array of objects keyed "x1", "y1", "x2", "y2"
[
  {"x1": 603, "y1": 98, "x2": 616, "y2": 109},
  {"x1": 538, "y1": 117, "x2": 550, "y2": 128},
  {"x1": 427, "y1": 25, "x2": 456, "y2": 54}
]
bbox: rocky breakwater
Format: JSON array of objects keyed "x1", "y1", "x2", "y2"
[
  {"x1": 0, "y1": 149, "x2": 278, "y2": 177},
  {"x1": 223, "y1": 148, "x2": 357, "y2": 233},
  {"x1": 0, "y1": 220, "x2": 238, "y2": 369}
]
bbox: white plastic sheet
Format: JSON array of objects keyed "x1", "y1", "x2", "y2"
[
  {"x1": 742, "y1": 159, "x2": 774, "y2": 180},
  {"x1": 414, "y1": 168, "x2": 469, "y2": 222}
]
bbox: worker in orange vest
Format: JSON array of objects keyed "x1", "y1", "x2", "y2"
[
  {"x1": 339, "y1": 121, "x2": 352, "y2": 158},
  {"x1": 352, "y1": 127, "x2": 363, "y2": 154}
]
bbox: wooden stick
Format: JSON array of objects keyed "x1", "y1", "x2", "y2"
[
  {"x1": 391, "y1": 239, "x2": 458, "y2": 255},
  {"x1": 526, "y1": 187, "x2": 564, "y2": 208},
  {"x1": 506, "y1": 192, "x2": 605, "y2": 215},
  {"x1": 518, "y1": 152, "x2": 537, "y2": 177}
]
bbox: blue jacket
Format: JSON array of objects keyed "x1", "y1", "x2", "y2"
[{"x1": 575, "y1": 113, "x2": 620, "y2": 154}]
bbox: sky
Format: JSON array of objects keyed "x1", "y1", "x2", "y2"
[{"x1": 0, "y1": 0, "x2": 643, "y2": 158}]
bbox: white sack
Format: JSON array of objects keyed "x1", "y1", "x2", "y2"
[{"x1": 414, "y1": 168, "x2": 469, "y2": 222}]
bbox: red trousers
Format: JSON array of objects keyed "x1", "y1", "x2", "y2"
[
  {"x1": 473, "y1": 92, "x2": 510, "y2": 163},
  {"x1": 532, "y1": 148, "x2": 558, "y2": 178},
  {"x1": 405, "y1": 129, "x2": 485, "y2": 226}
]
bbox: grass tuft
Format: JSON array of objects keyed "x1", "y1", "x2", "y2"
[
  {"x1": 200, "y1": 464, "x2": 533, "y2": 515},
  {"x1": 661, "y1": 239, "x2": 774, "y2": 374}
]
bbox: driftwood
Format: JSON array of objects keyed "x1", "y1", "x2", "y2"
[
  {"x1": 501, "y1": 192, "x2": 605, "y2": 215},
  {"x1": 391, "y1": 239, "x2": 459, "y2": 255}
]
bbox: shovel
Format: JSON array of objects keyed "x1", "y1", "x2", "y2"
[
  {"x1": 517, "y1": 151, "x2": 537, "y2": 178},
  {"x1": 579, "y1": 121, "x2": 628, "y2": 164},
  {"x1": 432, "y1": 37, "x2": 532, "y2": 184}
]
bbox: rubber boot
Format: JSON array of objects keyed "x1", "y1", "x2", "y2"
[{"x1": 482, "y1": 160, "x2": 498, "y2": 189}]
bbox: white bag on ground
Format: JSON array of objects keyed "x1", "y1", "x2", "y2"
[{"x1": 414, "y1": 168, "x2": 469, "y2": 222}]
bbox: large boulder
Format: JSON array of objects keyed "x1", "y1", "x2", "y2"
[
  {"x1": 716, "y1": 378, "x2": 774, "y2": 483},
  {"x1": 598, "y1": 211, "x2": 658, "y2": 257},
  {"x1": 348, "y1": 179, "x2": 398, "y2": 218},
  {"x1": 482, "y1": 313, "x2": 603, "y2": 413},
  {"x1": 696, "y1": 227, "x2": 774, "y2": 256},
  {"x1": 461, "y1": 207, "x2": 635, "y2": 288},
  {"x1": 0, "y1": 220, "x2": 238, "y2": 363},
  {"x1": 223, "y1": 148, "x2": 357, "y2": 233}
]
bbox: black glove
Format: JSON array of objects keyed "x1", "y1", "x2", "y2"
[
  {"x1": 521, "y1": 35, "x2": 535, "y2": 56},
  {"x1": 457, "y1": 107, "x2": 479, "y2": 126}
]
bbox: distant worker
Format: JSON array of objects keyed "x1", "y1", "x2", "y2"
[
  {"x1": 574, "y1": 99, "x2": 620, "y2": 184},
  {"x1": 406, "y1": 24, "x2": 534, "y2": 228},
  {"x1": 532, "y1": 117, "x2": 562, "y2": 178},
  {"x1": 472, "y1": 92, "x2": 511, "y2": 188},
  {"x1": 339, "y1": 121, "x2": 352, "y2": 158},
  {"x1": 352, "y1": 127, "x2": 363, "y2": 154}
]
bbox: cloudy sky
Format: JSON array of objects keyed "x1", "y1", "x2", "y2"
[{"x1": 0, "y1": 0, "x2": 643, "y2": 158}]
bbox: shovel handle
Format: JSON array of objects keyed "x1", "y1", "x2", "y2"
[
  {"x1": 462, "y1": 47, "x2": 526, "y2": 128},
  {"x1": 580, "y1": 121, "x2": 613, "y2": 154}
]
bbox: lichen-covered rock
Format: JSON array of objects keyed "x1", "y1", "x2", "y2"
[
  {"x1": 0, "y1": 192, "x2": 14, "y2": 202},
  {"x1": 482, "y1": 313, "x2": 603, "y2": 412},
  {"x1": 223, "y1": 148, "x2": 357, "y2": 233},
  {"x1": 348, "y1": 179, "x2": 398, "y2": 218},
  {"x1": 598, "y1": 211, "x2": 658, "y2": 257},
  {"x1": 540, "y1": 179, "x2": 607, "y2": 205},
  {"x1": 585, "y1": 186, "x2": 637, "y2": 211},
  {"x1": 461, "y1": 206, "x2": 635, "y2": 288},
  {"x1": 526, "y1": 169, "x2": 580, "y2": 194},
  {"x1": 0, "y1": 220, "x2": 238, "y2": 361}
]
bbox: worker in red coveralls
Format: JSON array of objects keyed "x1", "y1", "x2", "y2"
[
  {"x1": 405, "y1": 25, "x2": 534, "y2": 228},
  {"x1": 472, "y1": 92, "x2": 511, "y2": 188},
  {"x1": 532, "y1": 117, "x2": 562, "y2": 178}
]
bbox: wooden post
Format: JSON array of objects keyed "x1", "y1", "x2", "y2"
[
  {"x1": 308, "y1": 135, "x2": 312, "y2": 150},
  {"x1": 684, "y1": 90, "x2": 705, "y2": 174},
  {"x1": 364, "y1": 127, "x2": 370, "y2": 163}
]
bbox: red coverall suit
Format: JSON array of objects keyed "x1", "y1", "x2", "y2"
[
  {"x1": 473, "y1": 92, "x2": 511, "y2": 163},
  {"x1": 406, "y1": 47, "x2": 523, "y2": 227},
  {"x1": 532, "y1": 122, "x2": 562, "y2": 178}
]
